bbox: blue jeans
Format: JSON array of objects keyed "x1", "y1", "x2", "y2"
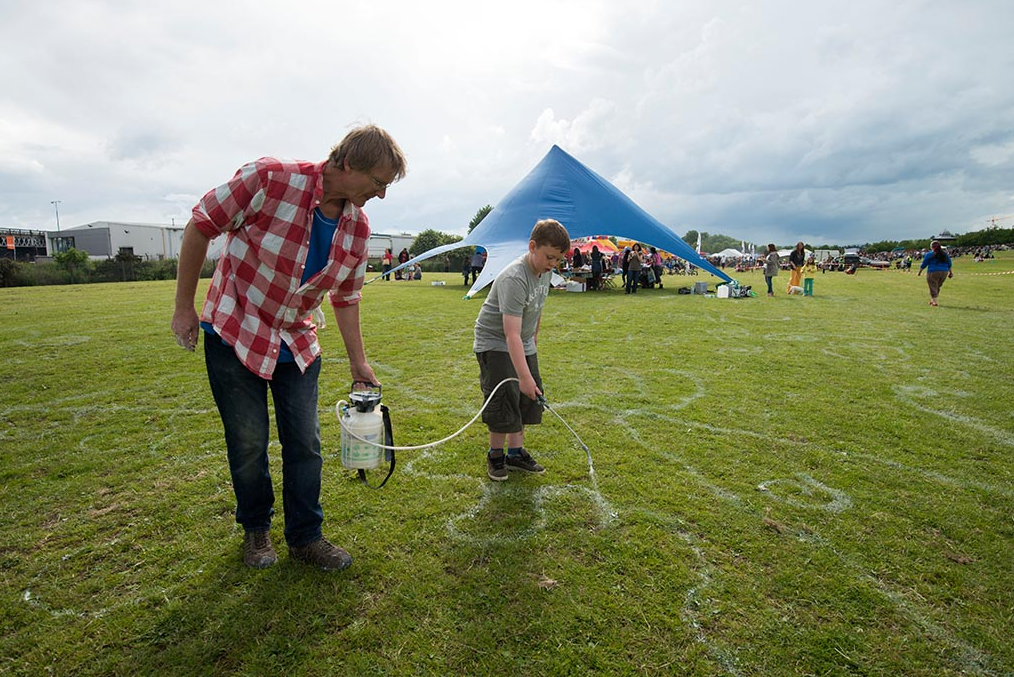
[
  {"x1": 765, "y1": 276, "x2": 774, "y2": 294},
  {"x1": 626, "y1": 269, "x2": 640, "y2": 293},
  {"x1": 204, "y1": 334, "x2": 324, "y2": 547}
]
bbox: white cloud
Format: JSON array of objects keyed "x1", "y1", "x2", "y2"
[
  {"x1": 528, "y1": 99, "x2": 619, "y2": 154},
  {"x1": 971, "y1": 140, "x2": 1014, "y2": 168},
  {"x1": 1, "y1": 0, "x2": 1013, "y2": 245}
]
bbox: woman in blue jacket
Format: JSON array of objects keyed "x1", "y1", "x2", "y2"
[{"x1": 917, "y1": 240, "x2": 953, "y2": 306}]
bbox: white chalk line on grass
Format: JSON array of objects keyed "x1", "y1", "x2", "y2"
[
  {"x1": 400, "y1": 445, "x2": 616, "y2": 546},
  {"x1": 21, "y1": 539, "x2": 208, "y2": 621},
  {"x1": 893, "y1": 384, "x2": 1014, "y2": 449},
  {"x1": 2, "y1": 399, "x2": 217, "y2": 422},
  {"x1": 630, "y1": 402, "x2": 1014, "y2": 501},
  {"x1": 624, "y1": 414, "x2": 852, "y2": 515},
  {"x1": 821, "y1": 340, "x2": 913, "y2": 365},
  {"x1": 639, "y1": 399, "x2": 1014, "y2": 499},
  {"x1": 791, "y1": 526, "x2": 998, "y2": 675},
  {"x1": 846, "y1": 451, "x2": 1014, "y2": 500},
  {"x1": 403, "y1": 403, "x2": 741, "y2": 675},
  {"x1": 394, "y1": 401, "x2": 741, "y2": 668},
  {"x1": 443, "y1": 482, "x2": 615, "y2": 547},
  {"x1": 630, "y1": 507, "x2": 744, "y2": 676},
  {"x1": 13, "y1": 399, "x2": 229, "y2": 620},
  {"x1": 628, "y1": 411, "x2": 1002, "y2": 675},
  {"x1": 422, "y1": 370, "x2": 703, "y2": 543},
  {"x1": 612, "y1": 416, "x2": 749, "y2": 670},
  {"x1": 12, "y1": 335, "x2": 93, "y2": 348},
  {"x1": 17, "y1": 368, "x2": 1006, "y2": 672},
  {"x1": 755, "y1": 474, "x2": 853, "y2": 513}
]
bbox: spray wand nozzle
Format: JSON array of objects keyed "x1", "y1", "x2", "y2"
[{"x1": 537, "y1": 393, "x2": 593, "y2": 472}]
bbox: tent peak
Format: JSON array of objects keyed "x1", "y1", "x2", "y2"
[{"x1": 381, "y1": 144, "x2": 732, "y2": 295}]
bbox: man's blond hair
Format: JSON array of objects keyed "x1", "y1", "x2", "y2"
[{"x1": 328, "y1": 124, "x2": 407, "y2": 181}]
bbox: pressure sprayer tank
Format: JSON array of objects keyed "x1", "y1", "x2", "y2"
[{"x1": 337, "y1": 391, "x2": 384, "y2": 470}]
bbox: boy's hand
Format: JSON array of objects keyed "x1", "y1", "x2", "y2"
[{"x1": 519, "y1": 375, "x2": 542, "y2": 401}]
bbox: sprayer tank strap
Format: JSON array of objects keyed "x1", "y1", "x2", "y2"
[{"x1": 360, "y1": 404, "x2": 395, "y2": 489}]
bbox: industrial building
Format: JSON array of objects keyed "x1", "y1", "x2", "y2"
[
  {"x1": 49, "y1": 222, "x2": 192, "y2": 260},
  {"x1": 3, "y1": 221, "x2": 415, "y2": 263}
]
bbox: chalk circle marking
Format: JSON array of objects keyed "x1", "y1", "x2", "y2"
[{"x1": 756, "y1": 474, "x2": 852, "y2": 513}]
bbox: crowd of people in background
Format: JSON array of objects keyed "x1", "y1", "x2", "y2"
[
  {"x1": 718, "y1": 242, "x2": 1010, "y2": 276},
  {"x1": 370, "y1": 241, "x2": 1009, "y2": 301},
  {"x1": 555, "y1": 244, "x2": 704, "y2": 293}
]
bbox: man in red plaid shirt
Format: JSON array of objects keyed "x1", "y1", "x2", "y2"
[{"x1": 171, "y1": 125, "x2": 406, "y2": 572}]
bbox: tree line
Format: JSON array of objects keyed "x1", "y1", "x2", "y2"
[
  {"x1": 681, "y1": 226, "x2": 1014, "y2": 255},
  {"x1": 3, "y1": 215, "x2": 1009, "y2": 288},
  {"x1": 862, "y1": 227, "x2": 1014, "y2": 253}
]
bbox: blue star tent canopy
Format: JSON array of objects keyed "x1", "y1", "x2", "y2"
[{"x1": 378, "y1": 145, "x2": 732, "y2": 297}]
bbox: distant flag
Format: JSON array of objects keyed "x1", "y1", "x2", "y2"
[
  {"x1": 741, "y1": 240, "x2": 745, "y2": 254},
  {"x1": 696, "y1": 231, "x2": 702, "y2": 254}
]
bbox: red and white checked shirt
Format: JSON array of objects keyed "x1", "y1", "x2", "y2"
[{"x1": 192, "y1": 157, "x2": 370, "y2": 379}]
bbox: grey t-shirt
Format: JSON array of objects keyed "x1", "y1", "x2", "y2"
[{"x1": 473, "y1": 254, "x2": 551, "y2": 355}]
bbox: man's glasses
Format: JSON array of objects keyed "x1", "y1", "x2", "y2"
[{"x1": 366, "y1": 172, "x2": 392, "y2": 191}]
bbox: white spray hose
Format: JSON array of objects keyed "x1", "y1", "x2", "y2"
[
  {"x1": 337, "y1": 378, "x2": 595, "y2": 474},
  {"x1": 338, "y1": 377, "x2": 520, "y2": 451}
]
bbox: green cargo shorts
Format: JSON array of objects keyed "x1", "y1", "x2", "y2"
[{"x1": 476, "y1": 350, "x2": 543, "y2": 433}]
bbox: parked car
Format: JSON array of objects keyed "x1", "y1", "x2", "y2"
[{"x1": 861, "y1": 257, "x2": 890, "y2": 268}]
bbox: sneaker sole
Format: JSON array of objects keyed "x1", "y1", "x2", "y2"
[{"x1": 487, "y1": 471, "x2": 508, "y2": 481}]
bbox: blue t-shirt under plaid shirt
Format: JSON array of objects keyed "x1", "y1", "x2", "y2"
[{"x1": 202, "y1": 207, "x2": 337, "y2": 365}]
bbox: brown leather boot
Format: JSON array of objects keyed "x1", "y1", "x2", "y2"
[{"x1": 242, "y1": 529, "x2": 278, "y2": 568}]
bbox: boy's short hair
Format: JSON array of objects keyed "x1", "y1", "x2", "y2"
[{"x1": 530, "y1": 219, "x2": 570, "y2": 253}]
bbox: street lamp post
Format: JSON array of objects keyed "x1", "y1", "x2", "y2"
[{"x1": 50, "y1": 200, "x2": 61, "y2": 232}]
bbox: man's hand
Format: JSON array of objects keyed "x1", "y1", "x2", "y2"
[
  {"x1": 171, "y1": 307, "x2": 200, "y2": 352},
  {"x1": 172, "y1": 221, "x2": 210, "y2": 353},
  {"x1": 350, "y1": 361, "x2": 380, "y2": 387}
]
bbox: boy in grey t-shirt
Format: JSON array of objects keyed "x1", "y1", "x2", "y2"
[{"x1": 473, "y1": 219, "x2": 571, "y2": 481}]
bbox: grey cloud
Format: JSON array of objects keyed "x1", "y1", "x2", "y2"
[{"x1": 4, "y1": 0, "x2": 1014, "y2": 244}]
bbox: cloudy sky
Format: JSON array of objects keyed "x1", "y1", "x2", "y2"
[{"x1": 2, "y1": 0, "x2": 1013, "y2": 246}]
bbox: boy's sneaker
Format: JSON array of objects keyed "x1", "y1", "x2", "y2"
[
  {"x1": 242, "y1": 529, "x2": 278, "y2": 569},
  {"x1": 289, "y1": 537, "x2": 352, "y2": 571},
  {"x1": 487, "y1": 451, "x2": 508, "y2": 481},
  {"x1": 506, "y1": 449, "x2": 545, "y2": 474}
]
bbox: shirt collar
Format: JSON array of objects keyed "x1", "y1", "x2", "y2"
[{"x1": 313, "y1": 160, "x2": 329, "y2": 200}]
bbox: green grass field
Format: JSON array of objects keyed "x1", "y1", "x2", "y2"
[{"x1": 2, "y1": 254, "x2": 1013, "y2": 676}]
